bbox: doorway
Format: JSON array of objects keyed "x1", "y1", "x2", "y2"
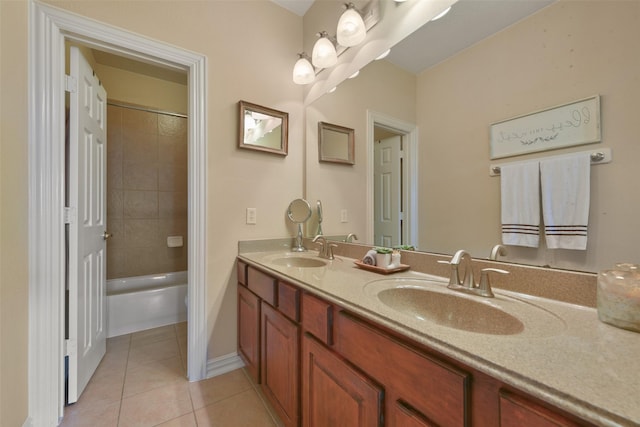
[
  {"x1": 29, "y1": 2, "x2": 207, "y2": 424},
  {"x1": 366, "y1": 111, "x2": 418, "y2": 248},
  {"x1": 374, "y1": 130, "x2": 404, "y2": 247}
]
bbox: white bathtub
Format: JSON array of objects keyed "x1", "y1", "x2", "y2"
[{"x1": 107, "y1": 271, "x2": 188, "y2": 338}]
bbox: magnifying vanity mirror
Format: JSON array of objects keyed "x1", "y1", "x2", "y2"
[
  {"x1": 287, "y1": 198, "x2": 312, "y2": 252},
  {"x1": 318, "y1": 121, "x2": 355, "y2": 164},
  {"x1": 238, "y1": 100, "x2": 289, "y2": 156}
]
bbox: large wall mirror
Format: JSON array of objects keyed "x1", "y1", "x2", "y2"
[
  {"x1": 318, "y1": 121, "x2": 355, "y2": 165},
  {"x1": 239, "y1": 100, "x2": 288, "y2": 156},
  {"x1": 304, "y1": 0, "x2": 640, "y2": 273}
]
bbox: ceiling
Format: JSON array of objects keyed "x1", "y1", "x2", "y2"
[
  {"x1": 270, "y1": 0, "x2": 314, "y2": 16},
  {"x1": 271, "y1": 0, "x2": 555, "y2": 75},
  {"x1": 387, "y1": 0, "x2": 555, "y2": 74}
]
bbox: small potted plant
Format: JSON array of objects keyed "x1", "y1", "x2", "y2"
[{"x1": 374, "y1": 247, "x2": 393, "y2": 269}]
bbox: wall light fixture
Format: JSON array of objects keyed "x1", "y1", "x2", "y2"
[
  {"x1": 312, "y1": 31, "x2": 338, "y2": 68},
  {"x1": 337, "y1": 3, "x2": 367, "y2": 47},
  {"x1": 292, "y1": 53, "x2": 315, "y2": 85}
]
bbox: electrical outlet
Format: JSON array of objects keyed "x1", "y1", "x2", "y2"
[
  {"x1": 341, "y1": 209, "x2": 348, "y2": 223},
  {"x1": 246, "y1": 208, "x2": 257, "y2": 225}
]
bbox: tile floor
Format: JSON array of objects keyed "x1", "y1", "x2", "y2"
[{"x1": 60, "y1": 323, "x2": 281, "y2": 427}]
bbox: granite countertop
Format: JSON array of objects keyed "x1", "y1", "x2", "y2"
[{"x1": 238, "y1": 248, "x2": 640, "y2": 427}]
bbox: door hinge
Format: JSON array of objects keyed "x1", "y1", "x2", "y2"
[
  {"x1": 65, "y1": 339, "x2": 77, "y2": 357},
  {"x1": 64, "y1": 207, "x2": 76, "y2": 224},
  {"x1": 65, "y1": 75, "x2": 77, "y2": 93}
]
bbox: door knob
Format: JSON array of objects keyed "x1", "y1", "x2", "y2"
[{"x1": 102, "y1": 231, "x2": 112, "y2": 240}]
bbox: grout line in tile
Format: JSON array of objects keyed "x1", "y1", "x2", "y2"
[
  {"x1": 116, "y1": 333, "x2": 132, "y2": 427},
  {"x1": 240, "y1": 368, "x2": 284, "y2": 427}
]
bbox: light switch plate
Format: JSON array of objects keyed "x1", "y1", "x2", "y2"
[
  {"x1": 246, "y1": 208, "x2": 257, "y2": 224},
  {"x1": 340, "y1": 209, "x2": 348, "y2": 223}
]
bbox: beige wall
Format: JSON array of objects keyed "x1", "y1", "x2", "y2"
[
  {"x1": 1, "y1": 1, "x2": 30, "y2": 425},
  {"x1": 417, "y1": 0, "x2": 640, "y2": 271},
  {"x1": 0, "y1": 0, "x2": 303, "y2": 424},
  {"x1": 95, "y1": 64, "x2": 189, "y2": 115},
  {"x1": 306, "y1": 59, "x2": 416, "y2": 238}
]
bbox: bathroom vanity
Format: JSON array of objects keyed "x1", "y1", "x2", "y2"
[{"x1": 237, "y1": 244, "x2": 639, "y2": 427}]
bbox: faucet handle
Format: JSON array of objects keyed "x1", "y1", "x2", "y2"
[
  {"x1": 478, "y1": 268, "x2": 509, "y2": 298},
  {"x1": 438, "y1": 260, "x2": 462, "y2": 286}
]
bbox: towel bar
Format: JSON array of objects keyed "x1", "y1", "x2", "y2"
[{"x1": 489, "y1": 147, "x2": 611, "y2": 176}]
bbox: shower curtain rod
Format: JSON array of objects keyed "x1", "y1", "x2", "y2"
[{"x1": 107, "y1": 100, "x2": 187, "y2": 118}]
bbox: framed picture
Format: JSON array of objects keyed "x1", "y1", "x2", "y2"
[
  {"x1": 318, "y1": 121, "x2": 355, "y2": 165},
  {"x1": 238, "y1": 100, "x2": 288, "y2": 156},
  {"x1": 490, "y1": 95, "x2": 601, "y2": 159}
]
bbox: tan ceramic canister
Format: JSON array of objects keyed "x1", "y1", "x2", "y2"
[{"x1": 597, "y1": 263, "x2": 640, "y2": 333}]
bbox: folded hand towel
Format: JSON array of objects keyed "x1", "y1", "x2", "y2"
[
  {"x1": 540, "y1": 152, "x2": 590, "y2": 250},
  {"x1": 500, "y1": 160, "x2": 540, "y2": 247},
  {"x1": 362, "y1": 250, "x2": 377, "y2": 266}
]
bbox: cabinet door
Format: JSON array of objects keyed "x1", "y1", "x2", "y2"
[
  {"x1": 500, "y1": 390, "x2": 583, "y2": 427},
  {"x1": 238, "y1": 285, "x2": 260, "y2": 383},
  {"x1": 262, "y1": 302, "x2": 300, "y2": 427},
  {"x1": 388, "y1": 400, "x2": 437, "y2": 427},
  {"x1": 302, "y1": 333, "x2": 383, "y2": 427}
]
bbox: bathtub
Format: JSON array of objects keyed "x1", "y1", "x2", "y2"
[{"x1": 107, "y1": 271, "x2": 188, "y2": 338}]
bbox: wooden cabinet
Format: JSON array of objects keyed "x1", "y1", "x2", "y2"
[
  {"x1": 261, "y1": 302, "x2": 300, "y2": 427},
  {"x1": 388, "y1": 400, "x2": 437, "y2": 427},
  {"x1": 499, "y1": 390, "x2": 583, "y2": 427},
  {"x1": 237, "y1": 264, "x2": 301, "y2": 427},
  {"x1": 335, "y1": 311, "x2": 469, "y2": 427},
  {"x1": 237, "y1": 284, "x2": 260, "y2": 383},
  {"x1": 237, "y1": 259, "x2": 594, "y2": 427},
  {"x1": 302, "y1": 333, "x2": 383, "y2": 427},
  {"x1": 301, "y1": 292, "x2": 333, "y2": 345}
]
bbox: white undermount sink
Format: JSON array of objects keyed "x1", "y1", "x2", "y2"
[{"x1": 364, "y1": 278, "x2": 566, "y2": 337}]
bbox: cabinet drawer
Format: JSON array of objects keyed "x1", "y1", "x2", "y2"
[
  {"x1": 247, "y1": 266, "x2": 276, "y2": 305},
  {"x1": 237, "y1": 260, "x2": 247, "y2": 286},
  {"x1": 499, "y1": 390, "x2": 583, "y2": 427},
  {"x1": 301, "y1": 293, "x2": 333, "y2": 345},
  {"x1": 278, "y1": 281, "x2": 300, "y2": 322},
  {"x1": 335, "y1": 311, "x2": 469, "y2": 427}
]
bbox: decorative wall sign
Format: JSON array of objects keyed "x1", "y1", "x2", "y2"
[{"x1": 490, "y1": 95, "x2": 601, "y2": 159}]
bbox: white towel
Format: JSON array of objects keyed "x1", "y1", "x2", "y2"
[
  {"x1": 540, "y1": 152, "x2": 590, "y2": 250},
  {"x1": 362, "y1": 250, "x2": 377, "y2": 266},
  {"x1": 500, "y1": 161, "x2": 540, "y2": 247}
]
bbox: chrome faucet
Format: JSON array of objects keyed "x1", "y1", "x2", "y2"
[
  {"x1": 313, "y1": 235, "x2": 337, "y2": 260},
  {"x1": 490, "y1": 244, "x2": 507, "y2": 261},
  {"x1": 345, "y1": 233, "x2": 358, "y2": 243},
  {"x1": 439, "y1": 249, "x2": 508, "y2": 298}
]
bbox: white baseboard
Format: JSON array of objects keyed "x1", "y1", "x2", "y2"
[{"x1": 206, "y1": 353, "x2": 245, "y2": 378}]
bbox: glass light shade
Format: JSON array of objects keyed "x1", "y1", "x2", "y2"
[
  {"x1": 292, "y1": 56, "x2": 315, "y2": 85},
  {"x1": 312, "y1": 37, "x2": 338, "y2": 68},
  {"x1": 431, "y1": 6, "x2": 452, "y2": 21},
  {"x1": 336, "y1": 8, "x2": 366, "y2": 47},
  {"x1": 375, "y1": 49, "x2": 391, "y2": 60}
]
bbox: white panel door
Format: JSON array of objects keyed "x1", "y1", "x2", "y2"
[
  {"x1": 374, "y1": 136, "x2": 402, "y2": 247},
  {"x1": 67, "y1": 46, "x2": 108, "y2": 403}
]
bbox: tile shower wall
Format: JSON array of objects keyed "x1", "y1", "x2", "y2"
[{"x1": 107, "y1": 104, "x2": 188, "y2": 279}]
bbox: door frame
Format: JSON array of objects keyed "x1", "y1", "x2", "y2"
[
  {"x1": 366, "y1": 110, "x2": 418, "y2": 246},
  {"x1": 28, "y1": 1, "x2": 207, "y2": 425}
]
